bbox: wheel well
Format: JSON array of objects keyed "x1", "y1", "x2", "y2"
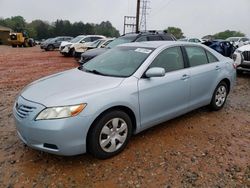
[
  {"x1": 86, "y1": 106, "x2": 137, "y2": 149},
  {"x1": 221, "y1": 78, "x2": 231, "y2": 93}
]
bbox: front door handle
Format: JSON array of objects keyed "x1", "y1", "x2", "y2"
[
  {"x1": 181, "y1": 74, "x2": 190, "y2": 80},
  {"x1": 215, "y1": 66, "x2": 221, "y2": 70}
]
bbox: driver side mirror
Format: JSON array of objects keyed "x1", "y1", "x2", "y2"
[{"x1": 145, "y1": 67, "x2": 165, "y2": 78}]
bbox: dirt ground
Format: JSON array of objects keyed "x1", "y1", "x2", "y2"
[{"x1": 0, "y1": 45, "x2": 249, "y2": 188}]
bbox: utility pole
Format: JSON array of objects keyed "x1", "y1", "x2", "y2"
[{"x1": 136, "y1": 0, "x2": 140, "y2": 33}]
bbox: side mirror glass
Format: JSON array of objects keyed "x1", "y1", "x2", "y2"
[{"x1": 145, "y1": 67, "x2": 165, "y2": 78}]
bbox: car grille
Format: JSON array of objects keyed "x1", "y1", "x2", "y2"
[
  {"x1": 242, "y1": 51, "x2": 250, "y2": 61},
  {"x1": 15, "y1": 103, "x2": 36, "y2": 119}
]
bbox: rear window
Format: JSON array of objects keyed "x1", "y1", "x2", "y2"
[
  {"x1": 185, "y1": 46, "x2": 208, "y2": 67},
  {"x1": 147, "y1": 35, "x2": 163, "y2": 41}
]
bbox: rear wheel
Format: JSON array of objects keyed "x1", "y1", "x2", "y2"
[
  {"x1": 87, "y1": 110, "x2": 132, "y2": 159},
  {"x1": 210, "y1": 81, "x2": 228, "y2": 111},
  {"x1": 47, "y1": 44, "x2": 54, "y2": 51},
  {"x1": 23, "y1": 39, "x2": 29, "y2": 47},
  {"x1": 12, "y1": 44, "x2": 17, "y2": 48}
]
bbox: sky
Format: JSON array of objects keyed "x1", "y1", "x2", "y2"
[{"x1": 0, "y1": 0, "x2": 249, "y2": 38}]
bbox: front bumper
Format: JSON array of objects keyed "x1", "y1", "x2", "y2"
[
  {"x1": 61, "y1": 46, "x2": 70, "y2": 54},
  {"x1": 237, "y1": 60, "x2": 250, "y2": 70},
  {"x1": 13, "y1": 96, "x2": 93, "y2": 156}
]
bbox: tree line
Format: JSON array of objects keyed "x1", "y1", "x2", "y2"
[
  {"x1": 165, "y1": 26, "x2": 246, "y2": 40},
  {"x1": 0, "y1": 16, "x2": 120, "y2": 40}
]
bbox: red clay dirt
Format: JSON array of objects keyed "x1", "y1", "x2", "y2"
[{"x1": 0, "y1": 45, "x2": 249, "y2": 187}]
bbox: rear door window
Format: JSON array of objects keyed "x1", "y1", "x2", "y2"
[
  {"x1": 206, "y1": 51, "x2": 219, "y2": 63},
  {"x1": 91, "y1": 37, "x2": 102, "y2": 42},
  {"x1": 185, "y1": 46, "x2": 208, "y2": 67},
  {"x1": 147, "y1": 35, "x2": 163, "y2": 41},
  {"x1": 83, "y1": 37, "x2": 91, "y2": 42}
]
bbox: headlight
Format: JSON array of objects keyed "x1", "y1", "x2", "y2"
[
  {"x1": 235, "y1": 49, "x2": 242, "y2": 53},
  {"x1": 35, "y1": 104, "x2": 86, "y2": 120},
  {"x1": 65, "y1": 44, "x2": 72, "y2": 48}
]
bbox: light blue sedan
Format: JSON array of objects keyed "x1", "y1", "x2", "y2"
[{"x1": 13, "y1": 41, "x2": 236, "y2": 159}]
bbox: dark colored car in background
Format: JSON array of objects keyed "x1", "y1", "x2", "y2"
[
  {"x1": 40, "y1": 36, "x2": 73, "y2": 51},
  {"x1": 79, "y1": 31, "x2": 176, "y2": 64},
  {"x1": 202, "y1": 40, "x2": 236, "y2": 58}
]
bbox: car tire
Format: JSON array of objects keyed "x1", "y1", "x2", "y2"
[
  {"x1": 87, "y1": 110, "x2": 132, "y2": 159},
  {"x1": 71, "y1": 48, "x2": 75, "y2": 57},
  {"x1": 47, "y1": 45, "x2": 54, "y2": 51},
  {"x1": 237, "y1": 69, "x2": 243, "y2": 74},
  {"x1": 210, "y1": 81, "x2": 228, "y2": 111}
]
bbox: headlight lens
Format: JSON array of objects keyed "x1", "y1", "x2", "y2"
[
  {"x1": 65, "y1": 44, "x2": 72, "y2": 48},
  {"x1": 35, "y1": 104, "x2": 86, "y2": 120}
]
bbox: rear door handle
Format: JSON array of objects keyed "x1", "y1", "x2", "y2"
[
  {"x1": 181, "y1": 74, "x2": 190, "y2": 80},
  {"x1": 215, "y1": 66, "x2": 221, "y2": 70}
]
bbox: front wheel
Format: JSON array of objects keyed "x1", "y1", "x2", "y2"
[
  {"x1": 87, "y1": 110, "x2": 132, "y2": 159},
  {"x1": 210, "y1": 81, "x2": 228, "y2": 111},
  {"x1": 47, "y1": 45, "x2": 54, "y2": 51}
]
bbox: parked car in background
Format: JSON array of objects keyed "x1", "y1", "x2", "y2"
[
  {"x1": 79, "y1": 31, "x2": 176, "y2": 64},
  {"x1": 226, "y1": 37, "x2": 250, "y2": 48},
  {"x1": 60, "y1": 35, "x2": 105, "y2": 56},
  {"x1": 233, "y1": 44, "x2": 250, "y2": 73},
  {"x1": 202, "y1": 40, "x2": 236, "y2": 58},
  {"x1": 13, "y1": 41, "x2": 236, "y2": 158},
  {"x1": 179, "y1": 38, "x2": 204, "y2": 43},
  {"x1": 74, "y1": 38, "x2": 114, "y2": 58},
  {"x1": 40, "y1": 36, "x2": 73, "y2": 51}
]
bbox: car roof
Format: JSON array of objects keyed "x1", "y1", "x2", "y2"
[{"x1": 119, "y1": 41, "x2": 199, "y2": 49}]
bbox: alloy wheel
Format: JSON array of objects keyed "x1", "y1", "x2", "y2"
[{"x1": 99, "y1": 118, "x2": 128, "y2": 153}]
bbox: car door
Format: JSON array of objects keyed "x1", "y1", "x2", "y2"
[
  {"x1": 55, "y1": 38, "x2": 63, "y2": 48},
  {"x1": 138, "y1": 46, "x2": 190, "y2": 129},
  {"x1": 184, "y1": 46, "x2": 221, "y2": 110}
]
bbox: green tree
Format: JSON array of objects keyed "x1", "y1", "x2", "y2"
[
  {"x1": 95, "y1": 21, "x2": 120, "y2": 37},
  {"x1": 213, "y1": 30, "x2": 245, "y2": 39},
  {"x1": 165, "y1": 26, "x2": 184, "y2": 39}
]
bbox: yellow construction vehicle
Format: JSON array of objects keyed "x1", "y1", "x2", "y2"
[{"x1": 9, "y1": 32, "x2": 29, "y2": 47}]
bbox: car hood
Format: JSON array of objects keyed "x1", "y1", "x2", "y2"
[
  {"x1": 61, "y1": 41, "x2": 72, "y2": 47},
  {"x1": 237, "y1": 44, "x2": 250, "y2": 51},
  {"x1": 21, "y1": 68, "x2": 124, "y2": 107},
  {"x1": 72, "y1": 42, "x2": 92, "y2": 49},
  {"x1": 81, "y1": 48, "x2": 109, "y2": 58}
]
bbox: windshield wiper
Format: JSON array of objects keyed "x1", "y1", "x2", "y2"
[{"x1": 83, "y1": 68, "x2": 107, "y2": 76}]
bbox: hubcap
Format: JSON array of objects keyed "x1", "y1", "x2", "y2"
[
  {"x1": 215, "y1": 85, "x2": 227, "y2": 107},
  {"x1": 99, "y1": 118, "x2": 128, "y2": 153}
]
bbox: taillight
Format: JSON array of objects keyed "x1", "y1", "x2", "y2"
[{"x1": 233, "y1": 63, "x2": 237, "y2": 69}]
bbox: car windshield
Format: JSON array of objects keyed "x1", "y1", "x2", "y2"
[
  {"x1": 82, "y1": 46, "x2": 154, "y2": 77},
  {"x1": 44, "y1": 38, "x2": 53, "y2": 43},
  {"x1": 106, "y1": 35, "x2": 137, "y2": 49},
  {"x1": 70, "y1": 36, "x2": 85, "y2": 43}
]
